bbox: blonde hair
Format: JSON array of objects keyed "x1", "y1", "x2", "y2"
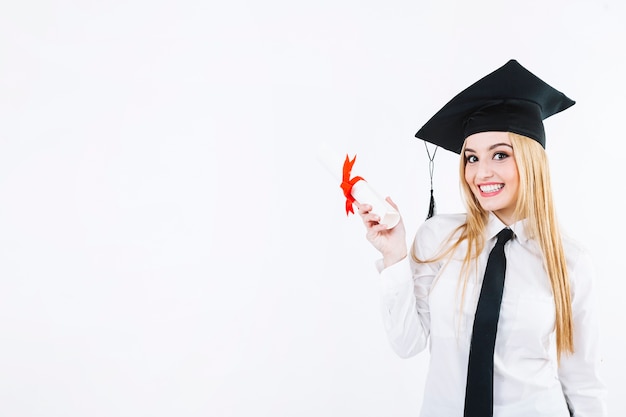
[{"x1": 412, "y1": 132, "x2": 574, "y2": 361}]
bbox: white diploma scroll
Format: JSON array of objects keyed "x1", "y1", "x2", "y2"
[{"x1": 317, "y1": 143, "x2": 400, "y2": 229}]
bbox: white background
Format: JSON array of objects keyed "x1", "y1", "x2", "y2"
[{"x1": 1, "y1": 1, "x2": 624, "y2": 416}]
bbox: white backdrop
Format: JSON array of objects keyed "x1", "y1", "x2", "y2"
[{"x1": 1, "y1": 1, "x2": 624, "y2": 416}]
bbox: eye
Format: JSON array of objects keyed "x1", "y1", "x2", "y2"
[
  {"x1": 465, "y1": 154, "x2": 478, "y2": 164},
  {"x1": 493, "y1": 152, "x2": 509, "y2": 160}
]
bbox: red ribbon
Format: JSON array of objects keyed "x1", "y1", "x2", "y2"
[{"x1": 340, "y1": 154, "x2": 365, "y2": 215}]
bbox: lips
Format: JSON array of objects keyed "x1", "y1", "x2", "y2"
[{"x1": 479, "y1": 183, "x2": 504, "y2": 194}]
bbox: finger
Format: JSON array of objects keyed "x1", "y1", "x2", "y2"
[
  {"x1": 366, "y1": 223, "x2": 389, "y2": 239},
  {"x1": 363, "y1": 211, "x2": 380, "y2": 225},
  {"x1": 357, "y1": 203, "x2": 373, "y2": 216},
  {"x1": 371, "y1": 222, "x2": 389, "y2": 232},
  {"x1": 385, "y1": 196, "x2": 400, "y2": 211}
]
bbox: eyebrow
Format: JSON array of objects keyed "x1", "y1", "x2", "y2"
[{"x1": 464, "y1": 143, "x2": 513, "y2": 153}]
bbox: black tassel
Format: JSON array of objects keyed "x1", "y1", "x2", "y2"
[
  {"x1": 424, "y1": 142, "x2": 438, "y2": 220},
  {"x1": 427, "y1": 189, "x2": 436, "y2": 219}
]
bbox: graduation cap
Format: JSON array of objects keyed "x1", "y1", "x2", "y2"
[{"x1": 414, "y1": 59, "x2": 575, "y2": 218}]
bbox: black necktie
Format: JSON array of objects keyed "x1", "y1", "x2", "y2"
[{"x1": 464, "y1": 228, "x2": 514, "y2": 417}]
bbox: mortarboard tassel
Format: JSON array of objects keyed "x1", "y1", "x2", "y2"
[
  {"x1": 425, "y1": 142, "x2": 438, "y2": 220},
  {"x1": 427, "y1": 188, "x2": 436, "y2": 219}
]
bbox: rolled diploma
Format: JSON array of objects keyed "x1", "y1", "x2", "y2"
[
  {"x1": 317, "y1": 143, "x2": 400, "y2": 229},
  {"x1": 350, "y1": 180, "x2": 400, "y2": 229}
]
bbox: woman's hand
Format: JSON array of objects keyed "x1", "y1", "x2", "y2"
[{"x1": 357, "y1": 197, "x2": 407, "y2": 268}]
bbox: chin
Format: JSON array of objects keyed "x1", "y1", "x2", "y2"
[{"x1": 479, "y1": 202, "x2": 510, "y2": 215}]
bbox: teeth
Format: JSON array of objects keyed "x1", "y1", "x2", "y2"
[{"x1": 480, "y1": 184, "x2": 504, "y2": 193}]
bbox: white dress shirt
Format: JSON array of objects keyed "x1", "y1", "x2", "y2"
[{"x1": 378, "y1": 213, "x2": 607, "y2": 417}]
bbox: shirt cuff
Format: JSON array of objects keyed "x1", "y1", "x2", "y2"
[{"x1": 376, "y1": 257, "x2": 413, "y2": 290}]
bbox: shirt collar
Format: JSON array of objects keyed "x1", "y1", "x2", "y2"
[{"x1": 486, "y1": 212, "x2": 530, "y2": 243}]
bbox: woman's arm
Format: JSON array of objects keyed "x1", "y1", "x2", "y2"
[
  {"x1": 378, "y1": 251, "x2": 437, "y2": 358},
  {"x1": 358, "y1": 199, "x2": 439, "y2": 358},
  {"x1": 558, "y1": 249, "x2": 608, "y2": 416}
]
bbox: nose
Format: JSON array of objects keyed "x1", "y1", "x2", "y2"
[{"x1": 476, "y1": 161, "x2": 494, "y2": 179}]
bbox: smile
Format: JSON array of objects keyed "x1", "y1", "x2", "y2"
[{"x1": 479, "y1": 184, "x2": 504, "y2": 193}]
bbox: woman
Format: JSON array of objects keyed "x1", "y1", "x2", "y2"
[{"x1": 357, "y1": 60, "x2": 606, "y2": 416}]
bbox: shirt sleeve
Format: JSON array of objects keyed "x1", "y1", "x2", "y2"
[
  {"x1": 377, "y1": 224, "x2": 440, "y2": 359},
  {"x1": 558, "y1": 249, "x2": 608, "y2": 416}
]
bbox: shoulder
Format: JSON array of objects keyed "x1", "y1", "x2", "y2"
[
  {"x1": 417, "y1": 213, "x2": 467, "y2": 236},
  {"x1": 560, "y1": 231, "x2": 592, "y2": 268},
  {"x1": 560, "y1": 232, "x2": 597, "y2": 294},
  {"x1": 413, "y1": 213, "x2": 467, "y2": 258}
]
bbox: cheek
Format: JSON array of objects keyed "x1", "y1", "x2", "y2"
[
  {"x1": 506, "y1": 164, "x2": 520, "y2": 189},
  {"x1": 465, "y1": 168, "x2": 480, "y2": 197},
  {"x1": 510, "y1": 176, "x2": 520, "y2": 197}
]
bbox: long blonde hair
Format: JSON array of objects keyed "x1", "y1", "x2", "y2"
[{"x1": 412, "y1": 132, "x2": 574, "y2": 361}]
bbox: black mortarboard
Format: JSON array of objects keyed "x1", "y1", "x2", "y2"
[
  {"x1": 415, "y1": 59, "x2": 575, "y2": 154},
  {"x1": 414, "y1": 59, "x2": 575, "y2": 219}
]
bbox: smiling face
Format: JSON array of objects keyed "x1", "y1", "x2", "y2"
[{"x1": 463, "y1": 131, "x2": 520, "y2": 225}]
